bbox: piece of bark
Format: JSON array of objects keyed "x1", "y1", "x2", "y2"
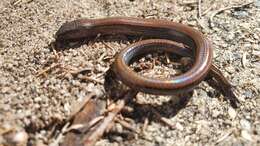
[
  {"x1": 61, "y1": 99, "x2": 104, "y2": 146},
  {"x1": 83, "y1": 90, "x2": 138, "y2": 146}
]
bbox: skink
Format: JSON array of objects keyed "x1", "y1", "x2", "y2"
[{"x1": 55, "y1": 17, "x2": 239, "y2": 107}]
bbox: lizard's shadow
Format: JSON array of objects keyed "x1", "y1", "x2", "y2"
[
  {"x1": 122, "y1": 92, "x2": 193, "y2": 124},
  {"x1": 49, "y1": 35, "x2": 140, "y2": 51}
]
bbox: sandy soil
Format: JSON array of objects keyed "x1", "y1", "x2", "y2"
[{"x1": 0, "y1": 0, "x2": 259, "y2": 145}]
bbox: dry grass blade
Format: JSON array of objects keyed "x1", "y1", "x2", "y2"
[
  {"x1": 215, "y1": 129, "x2": 234, "y2": 144},
  {"x1": 36, "y1": 63, "x2": 60, "y2": 77},
  {"x1": 202, "y1": 5, "x2": 214, "y2": 16}
]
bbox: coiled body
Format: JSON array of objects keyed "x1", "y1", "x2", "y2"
[{"x1": 55, "y1": 17, "x2": 212, "y2": 95}]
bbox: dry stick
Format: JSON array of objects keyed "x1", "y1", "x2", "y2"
[
  {"x1": 83, "y1": 90, "x2": 138, "y2": 146},
  {"x1": 209, "y1": 1, "x2": 254, "y2": 28}
]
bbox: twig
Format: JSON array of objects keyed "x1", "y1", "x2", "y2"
[
  {"x1": 83, "y1": 90, "x2": 138, "y2": 146},
  {"x1": 209, "y1": 1, "x2": 254, "y2": 28}
]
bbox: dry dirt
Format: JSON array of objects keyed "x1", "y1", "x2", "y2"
[{"x1": 0, "y1": 0, "x2": 259, "y2": 146}]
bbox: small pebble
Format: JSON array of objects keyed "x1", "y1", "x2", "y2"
[
  {"x1": 155, "y1": 135, "x2": 164, "y2": 143},
  {"x1": 255, "y1": 0, "x2": 260, "y2": 8},
  {"x1": 233, "y1": 11, "x2": 248, "y2": 19},
  {"x1": 3, "y1": 130, "x2": 28, "y2": 146},
  {"x1": 228, "y1": 107, "x2": 237, "y2": 119},
  {"x1": 241, "y1": 130, "x2": 253, "y2": 141},
  {"x1": 115, "y1": 123, "x2": 123, "y2": 133},
  {"x1": 212, "y1": 109, "x2": 221, "y2": 118},
  {"x1": 176, "y1": 122, "x2": 184, "y2": 131},
  {"x1": 240, "y1": 119, "x2": 251, "y2": 131}
]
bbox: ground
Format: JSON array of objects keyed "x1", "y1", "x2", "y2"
[{"x1": 0, "y1": 0, "x2": 259, "y2": 146}]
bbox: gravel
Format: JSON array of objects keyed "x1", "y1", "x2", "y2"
[{"x1": 0, "y1": 0, "x2": 259, "y2": 145}]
